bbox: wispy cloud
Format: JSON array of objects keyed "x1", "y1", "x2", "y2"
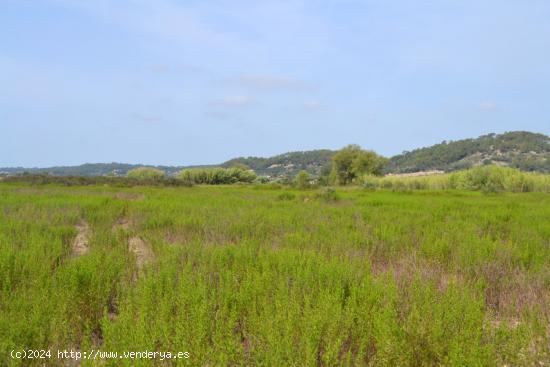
[
  {"x1": 131, "y1": 113, "x2": 164, "y2": 124},
  {"x1": 226, "y1": 75, "x2": 316, "y2": 91},
  {"x1": 204, "y1": 95, "x2": 257, "y2": 120},
  {"x1": 223, "y1": 75, "x2": 318, "y2": 92},
  {"x1": 222, "y1": 95, "x2": 256, "y2": 107},
  {"x1": 478, "y1": 101, "x2": 497, "y2": 111},
  {"x1": 303, "y1": 100, "x2": 322, "y2": 110},
  {"x1": 149, "y1": 64, "x2": 170, "y2": 73},
  {"x1": 148, "y1": 63, "x2": 204, "y2": 74}
]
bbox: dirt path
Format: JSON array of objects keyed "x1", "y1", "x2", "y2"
[
  {"x1": 129, "y1": 236, "x2": 154, "y2": 269},
  {"x1": 112, "y1": 217, "x2": 154, "y2": 270},
  {"x1": 108, "y1": 218, "x2": 154, "y2": 327},
  {"x1": 71, "y1": 221, "x2": 90, "y2": 257}
]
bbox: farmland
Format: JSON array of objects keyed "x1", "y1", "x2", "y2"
[{"x1": 1, "y1": 183, "x2": 549, "y2": 366}]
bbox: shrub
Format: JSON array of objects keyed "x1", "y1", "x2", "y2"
[
  {"x1": 449, "y1": 166, "x2": 534, "y2": 193},
  {"x1": 362, "y1": 175, "x2": 379, "y2": 190},
  {"x1": 254, "y1": 176, "x2": 270, "y2": 184},
  {"x1": 357, "y1": 166, "x2": 550, "y2": 193},
  {"x1": 294, "y1": 170, "x2": 311, "y2": 189},
  {"x1": 177, "y1": 167, "x2": 257, "y2": 185},
  {"x1": 126, "y1": 167, "x2": 165, "y2": 180},
  {"x1": 277, "y1": 192, "x2": 296, "y2": 201},
  {"x1": 315, "y1": 187, "x2": 340, "y2": 202}
]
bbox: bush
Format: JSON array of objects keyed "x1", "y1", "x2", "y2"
[
  {"x1": 449, "y1": 166, "x2": 539, "y2": 193},
  {"x1": 126, "y1": 167, "x2": 165, "y2": 180},
  {"x1": 357, "y1": 166, "x2": 550, "y2": 193},
  {"x1": 177, "y1": 167, "x2": 257, "y2": 185},
  {"x1": 294, "y1": 170, "x2": 311, "y2": 189},
  {"x1": 254, "y1": 176, "x2": 270, "y2": 184},
  {"x1": 362, "y1": 175, "x2": 379, "y2": 190},
  {"x1": 315, "y1": 187, "x2": 340, "y2": 202},
  {"x1": 277, "y1": 192, "x2": 296, "y2": 201}
]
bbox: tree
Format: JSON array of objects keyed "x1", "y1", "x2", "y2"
[
  {"x1": 177, "y1": 167, "x2": 256, "y2": 185},
  {"x1": 294, "y1": 170, "x2": 311, "y2": 189},
  {"x1": 126, "y1": 167, "x2": 166, "y2": 180},
  {"x1": 330, "y1": 145, "x2": 387, "y2": 185},
  {"x1": 229, "y1": 162, "x2": 251, "y2": 171},
  {"x1": 318, "y1": 164, "x2": 332, "y2": 186}
]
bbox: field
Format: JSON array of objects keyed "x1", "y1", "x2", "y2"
[{"x1": 1, "y1": 183, "x2": 549, "y2": 366}]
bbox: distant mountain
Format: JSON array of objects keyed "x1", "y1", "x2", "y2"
[
  {"x1": 221, "y1": 150, "x2": 335, "y2": 178},
  {"x1": 0, "y1": 163, "x2": 213, "y2": 177},
  {"x1": 0, "y1": 150, "x2": 335, "y2": 178},
  {"x1": 2, "y1": 131, "x2": 550, "y2": 178},
  {"x1": 387, "y1": 131, "x2": 550, "y2": 173}
]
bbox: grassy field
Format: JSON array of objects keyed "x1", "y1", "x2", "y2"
[{"x1": 1, "y1": 183, "x2": 549, "y2": 366}]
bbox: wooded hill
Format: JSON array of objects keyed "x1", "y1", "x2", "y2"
[
  {"x1": 2, "y1": 131, "x2": 549, "y2": 177},
  {"x1": 222, "y1": 150, "x2": 334, "y2": 178},
  {"x1": 387, "y1": 131, "x2": 550, "y2": 173}
]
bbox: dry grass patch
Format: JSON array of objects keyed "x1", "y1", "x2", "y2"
[
  {"x1": 129, "y1": 236, "x2": 154, "y2": 269},
  {"x1": 71, "y1": 220, "x2": 90, "y2": 257}
]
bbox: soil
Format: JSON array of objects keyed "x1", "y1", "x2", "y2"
[{"x1": 71, "y1": 221, "x2": 90, "y2": 257}]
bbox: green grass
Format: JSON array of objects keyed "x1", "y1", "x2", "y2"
[
  {"x1": 1, "y1": 183, "x2": 549, "y2": 366},
  {"x1": 363, "y1": 165, "x2": 550, "y2": 193}
]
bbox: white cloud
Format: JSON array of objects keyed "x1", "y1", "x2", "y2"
[
  {"x1": 478, "y1": 101, "x2": 497, "y2": 110},
  {"x1": 204, "y1": 95, "x2": 257, "y2": 120},
  {"x1": 131, "y1": 113, "x2": 163, "y2": 123},
  {"x1": 149, "y1": 64, "x2": 170, "y2": 73},
  {"x1": 222, "y1": 95, "x2": 256, "y2": 106},
  {"x1": 148, "y1": 63, "x2": 204, "y2": 75},
  {"x1": 238, "y1": 76, "x2": 295, "y2": 89},
  {"x1": 227, "y1": 75, "x2": 315, "y2": 91},
  {"x1": 303, "y1": 100, "x2": 322, "y2": 110}
]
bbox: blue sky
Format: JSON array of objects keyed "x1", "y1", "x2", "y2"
[{"x1": 1, "y1": 0, "x2": 549, "y2": 167}]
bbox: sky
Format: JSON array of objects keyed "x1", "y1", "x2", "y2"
[{"x1": 1, "y1": 0, "x2": 550, "y2": 167}]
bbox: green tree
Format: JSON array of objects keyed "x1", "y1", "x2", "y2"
[
  {"x1": 229, "y1": 162, "x2": 251, "y2": 171},
  {"x1": 126, "y1": 167, "x2": 166, "y2": 180},
  {"x1": 294, "y1": 170, "x2": 311, "y2": 189},
  {"x1": 177, "y1": 167, "x2": 256, "y2": 185},
  {"x1": 330, "y1": 145, "x2": 387, "y2": 185}
]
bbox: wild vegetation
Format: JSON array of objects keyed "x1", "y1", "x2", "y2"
[
  {"x1": 1, "y1": 181, "x2": 549, "y2": 366},
  {"x1": 0, "y1": 174, "x2": 189, "y2": 187},
  {"x1": 387, "y1": 131, "x2": 550, "y2": 173},
  {"x1": 222, "y1": 149, "x2": 335, "y2": 178},
  {"x1": 363, "y1": 166, "x2": 550, "y2": 193},
  {"x1": 0, "y1": 163, "x2": 190, "y2": 177},
  {"x1": 178, "y1": 167, "x2": 257, "y2": 185},
  {"x1": 294, "y1": 170, "x2": 312, "y2": 189},
  {"x1": 3, "y1": 132, "x2": 549, "y2": 179},
  {"x1": 329, "y1": 145, "x2": 388, "y2": 185},
  {"x1": 126, "y1": 167, "x2": 166, "y2": 180}
]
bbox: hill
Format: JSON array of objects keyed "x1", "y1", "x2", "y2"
[
  {"x1": 0, "y1": 163, "x2": 212, "y2": 177},
  {"x1": 221, "y1": 150, "x2": 334, "y2": 178},
  {"x1": 0, "y1": 150, "x2": 335, "y2": 178},
  {"x1": 387, "y1": 131, "x2": 550, "y2": 173},
  {"x1": 2, "y1": 131, "x2": 550, "y2": 178}
]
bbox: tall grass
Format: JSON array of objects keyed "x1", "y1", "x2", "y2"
[
  {"x1": 363, "y1": 165, "x2": 550, "y2": 193},
  {"x1": 1, "y1": 183, "x2": 549, "y2": 365},
  {"x1": 126, "y1": 167, "x2": 165, "y2": 180}
]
